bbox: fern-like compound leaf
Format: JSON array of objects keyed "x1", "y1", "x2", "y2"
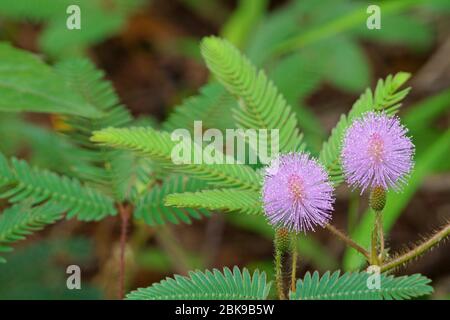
[
  {"x1": 290, "y1": 271, "x2": 432, "y2": 300},
  {"x1": 126, "y1": 266, "x2": 271, "y2": 300},
  {"x1": 55, "y1": 58, "x2": 136, "y2": 201},
  {"x1": 0, "y1": 202, "x2": 64, "y2": 263},
  {"x1": 162, "y1": 83, "x2": 236, "y2": 133},
  {"x1": 200, "y1": 36, "x2": 304, "y2": 153},
  {"x1": 0, "y1": 152, "x2": 116, "y2": 221},
  {"x1": 319, "y1": 72, "x2": 411, "y2": 185},
  {"x1": 135, "y1": 175, "x2": 210, "y2": 226},
  {"x1": 165, "y1": 188, "x2": 263, "y2": 216},
  {"x1": 91, "y1": 127, "x2": 261, "y2": 191}
]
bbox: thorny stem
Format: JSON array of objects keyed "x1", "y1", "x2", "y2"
[
  {"x1": 381, "y1": 221, "x2": 450, "y2": 272},
  {"x1": 118, "y1": 203, "x2": 132, "y2": 300},
  {"x1": 325, "y1": 224, "x2": 370, "y2": 261},
  {"x1": 290, "y1": 236, "x2": 298, "y2": 293}
]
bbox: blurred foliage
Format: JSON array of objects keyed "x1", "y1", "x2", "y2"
[
  {"x1": 0, "y1": 237, "x2": 101, "y2": 299},
  {"x1": 0, "y1": 0, "x2": 448, "y2": 299},
  {"x1": 0, "y1": 0, "x2": 144, "y2": 58}
]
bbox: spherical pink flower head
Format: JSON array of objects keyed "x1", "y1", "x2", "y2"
[
  {"x1": 342, "y1": 112, "x2": 414, "y2": 193},
  {"x1": 262, "y1": 153, "x2": 335, "y2": 233}
]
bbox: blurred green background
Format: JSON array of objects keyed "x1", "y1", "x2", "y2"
[{"x1": 0, "y1": 0, "x2": 449, "y2": 299}]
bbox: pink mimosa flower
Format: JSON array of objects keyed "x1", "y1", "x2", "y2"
[
  {"x1": 262, "y1": 153, "x2": 335, "y2": 232},
  {"x1": 342, "y1": 112, "x2": 414, "y2": 193}
]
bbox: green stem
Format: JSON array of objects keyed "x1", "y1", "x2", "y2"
[{"x1": 381, "y1": 221, "x2": 450, "y2": 272}]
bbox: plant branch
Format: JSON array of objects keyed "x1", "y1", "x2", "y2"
[
  {"x1": 274, "y1": 248, "x2": 285, "y2": 300},
  {"x1": 290, "y1": 236, "x2": 298, "y2": 293},
  {"x1": 325, "y1": 224, "x2": 370, "y2": 261},
  {"x1": 274, "y1": 228, "x2": 289, "y2": 300},
  {"x1": 371, "y1": 225, "x2": 379, "y2": 265},
  {"x1": 375, "y1": 211, "x2": 384, "y2": 263},
  {"x1": 381, "y1": 221, "x2": 450, "y2": 272}
]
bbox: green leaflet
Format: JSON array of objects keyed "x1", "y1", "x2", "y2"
[
  {"x1": 162, "y1": 82, "x2": 236, "y2": 134},
  {"x1": 165, "y1": 188, "x2": 263, "y2": 216},
  {"x1": 201, "y1": 36, "x2": 305, "y2": 153},
  {"x1": 126, "y1": 266, "x2": 271, "y2": 300},
  {"x1": 0, "y1": 202, "x2": 64, "y2": 263},
  {"x1": 0, "y1": 43, "x2": 100, "y2": 117},
  {"x1": 0, "y1": 152, "x2": 116, "y2": 221},
  {"x1": 319, "y1": 72, "x2": 411, "y2": 185},
  {"x1": 290, "y1": 271, "x2": 433, "y2": 300},
  {"x1": 91, "y1": 127, "x2": 261, "y2": 191},
  {"x1": 135, "y1": 175, "x2": 211, "y2": 226}
]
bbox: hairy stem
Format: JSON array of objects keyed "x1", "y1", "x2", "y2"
[
  {"x1": 290, "y1": 236, "x2": 298, "y2": 293},
  {"x1": 369, "y1": 186, "x2": 386, "y2": 266},
  {"x1": 381, "y1": 221, "x2": 450, "y2": 272},
  {"x1": 118, "y1": 203, "x2": 132, "y2": 300},
  {"x1": 325, "y1": 224, "x2": 370, "y2": 261},
  {"x1": 275, "y1": 248, "x2": 285, "y2": 300},
  {"x1": 375, "y1": 211, "x2": 384, "y2": 263},
  {"x1": 274, "y1": 228, "x2": 289, "y2": 300},
  {"x1": 370, "y1": 224, "x2": 380, "y2": 265}
]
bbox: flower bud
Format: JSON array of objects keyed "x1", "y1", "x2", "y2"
[
  {"x1": 275, "y1": 227, "x2": 291, "y2": 254},
  {"x1": 370, "y1": 186, "x2": 386, "y2": 212}
]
